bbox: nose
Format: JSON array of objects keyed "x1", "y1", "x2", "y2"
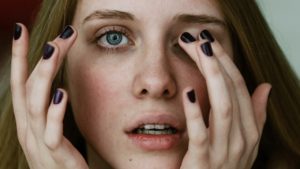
[{"x1": 132, "y1": 53, "x2": 177, "y2": 100}]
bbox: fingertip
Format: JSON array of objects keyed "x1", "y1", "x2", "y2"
[
  {"x1": 13, "y1": 23, "x2": 22, "y2": 40},
  {"x1": 12, "y1": 23, "x2": 29, "y2": 58},
  {"x1": 252, "y1": 83, "x2": 272, "y2": 103},
  {"x1": 252, "y1": 83, "x2": 272, "y2": 126},
  {"x1": 52, "y1": 88, "x2": 68, "y2": 105},
  {"x1": 182, "y1": 87, "x2": 197, "y2": 104},
  {"x1": 45, "y1": 89, "x2": 68, "y2": 149},
  {"x1": 179, "y1": 32, "x2": 196, "y2": 44},
  {"x1": 13, "y1": 23, "x2": 29, "y2": 42}
]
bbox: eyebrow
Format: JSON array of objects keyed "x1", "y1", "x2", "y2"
[
  {"x1": 174, "y1": 14, "x2": 226, "y2": 27},
  {"x1": 83, "y1": 10, "x2": 135, "y2": 23},
  {"x1": 83, "y1": 10, "x2": 226, "y2": 27}
]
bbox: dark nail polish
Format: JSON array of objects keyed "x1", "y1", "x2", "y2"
[
  {"x1": 43, "y1": 43, "x2": 55, "y2": 59},
  {"x1": 187, "y1": 89, "x2": 196, "y2": 103},
  {"x1": 180, "y1": 32, "x2": 196, "y2": 43},
  {"x1": 13, "y1": 23, "x2": 22, "y2": 40},
  {"x1": 201, "y1": 42, "x2": 213, "y2": 57},
  {"x1": 200, "y1": 30, "x2": 215, "y2": 42},
  {"x1": 53, "y1": 89, "x2": 63, "y2": 104},
  {"x1": 59, "y1": 25, "x2": 74, "y2": 39}
]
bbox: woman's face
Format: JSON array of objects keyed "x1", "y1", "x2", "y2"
[{"x1": 67, "y1": 0, "x2": 232, "y2": 168}]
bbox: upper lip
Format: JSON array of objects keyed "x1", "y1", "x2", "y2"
[{"x1": 124, "y1": 112, "x2": 185, "y2": 133}]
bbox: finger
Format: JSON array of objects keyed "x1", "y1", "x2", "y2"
[
  {"x1": 251, "y1": 83, "x2": 272, "y2": 134},
  {"x1": 179, "y1": 32, "x2": 233, "y2": 161},
  {"x1": 45, "y1": 89, "x2": 88, "y2": 169},
  {"x1": 243, "y1": 84, "x2": 270, "y2": 169},
  {"x1": 203, "y1": 33, "x2": 258, "y2": 135},
  {"x1": 26, "y1": 43, "x2": 60, "y2": 137},
  {"x1": 44, "y1": 89, "x2": 67, "y2": 150},
  {"x1": 183, "y1": 88, "x2": 208, "y2": 152},
  {"x1": 181, "y1": 88, "x2": 209, "y2": 169},
  {"x1": 51, "y1": 139, "x2": 89, "y2": 169},
  {"x1": 178, "y1": 33, "x2": 204, "y2": 74},
  {"x1": 199, "y1": 31, "x2": 249, "y2": 163},
  {"x1": 52, "y1": 26, "x2": 76, "y2": 66},
  {"x1": 199, "y1": 31, "x2": 269, "y2": 163},
  {"x1": 196, "y1": 42, "x2": 234, "y2": 158},
  {"x1": 11, "y1": 23, "x2": 29, "y2": 139},
  {"x1": 26, "y1": 26, "x2": 77, "y2": 137}
]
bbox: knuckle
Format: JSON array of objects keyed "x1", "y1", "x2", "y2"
[
  {"x1": 26, "y1": 99, "x2": 40, "y2": 118},
  {"x1": 64, "y1": 159, "x2": 79, "y2": 169},
  {"x1": 25, "y1": 82, "x2": 43, "y2": 118},
  {"x1": 235, "y1": 76, "x2": 246, "y2": 88},
  {"x1": 248, "y1": 130, "x2": 260, "y2": 147},
  {"x1": 44, "y1": 136, "x2": 60, "y2": 151},
  {"x1": 214, "y1": 156, "x2": 228, "y2": 167},
  {"x1": 232, "y1": 136, "x2": 245, "y2": 157},
  {"x1": 36, "y1": 64, "x2": 52, "y2": 81},
  {"x1": 190, "y1": 132, "x2": 208, "y2": 147},
  {"x1": 209, "y1": 64, "x2": 222, "y2": 77},
  {"x1": 220, "y1": 101, "x2": 232, "y2": 119}
]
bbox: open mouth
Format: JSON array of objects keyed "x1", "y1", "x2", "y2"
[
  {"x1": 125, "y1": 113, "x2": 184, "y2": 150},
  {"x1": 132, "y1": 124, "x2": 178, "y2": 135}
]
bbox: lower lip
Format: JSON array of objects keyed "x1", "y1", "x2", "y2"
[{"x1": 127, "y1": 133, "x2": 182, "y2": 151}]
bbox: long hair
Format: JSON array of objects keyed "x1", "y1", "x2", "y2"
[
  {"x1": 0, "y1": 0, "x2": 299, "y2": 168},
  {"x1": 217, "y1": 1, "x2": 300, "y2": 168},
  {"x1": 0, "y1": 1, "x2": 77, "y2": 168}
]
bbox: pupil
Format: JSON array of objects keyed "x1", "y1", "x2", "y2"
[{"x1": 107, "y1": 32, "x2": 122, "y2": 45}]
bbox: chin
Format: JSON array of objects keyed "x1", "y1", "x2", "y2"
[{"x1": 109, "y1": 151, "x2": 185, "y2": 169}]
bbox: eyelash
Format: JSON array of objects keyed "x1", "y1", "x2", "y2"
[{"x1": 95, "y1": 26, "x2": 133, "y2": 53}]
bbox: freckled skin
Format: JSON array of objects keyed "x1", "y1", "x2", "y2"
[{"x1": 66, "y1": 0, "x2": 232, "y2": 168}]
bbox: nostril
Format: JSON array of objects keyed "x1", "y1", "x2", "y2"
[
  {"x1": 163, "y1": 90, "x2": 170, "y2": 96},
  {"x1": 141, "y1": 89, "x2": 148, "y2": 95}
]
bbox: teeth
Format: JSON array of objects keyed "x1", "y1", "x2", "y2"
[
  {"x1": 135, "y1": 124, "x2": 176, "y2": 135},
  {"x1": 136, "y1": 128, "x2": 175, "y2": 135},
  {"x1": 142, "y1": 124, "x2": 171, "y2": 130}
]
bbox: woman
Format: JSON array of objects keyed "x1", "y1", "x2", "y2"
[{"x1": 0, "y1": 0, "x2": 299, "y2": 168}]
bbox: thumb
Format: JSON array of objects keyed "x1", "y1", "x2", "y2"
[{"x1": 251, "y1": 83, "x2": 272, "y2": 134}]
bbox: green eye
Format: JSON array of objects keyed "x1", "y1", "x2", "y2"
[
  {"x1": 106, "y1": 31, "x2": 123, "y2": 45},
  {"x1": 98, "y1": 31, "x2": 129, "y2": 48}
]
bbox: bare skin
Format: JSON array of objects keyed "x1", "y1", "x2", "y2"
[{"x1": 11, "y1": 0, "x2": 271, "y2": 168}]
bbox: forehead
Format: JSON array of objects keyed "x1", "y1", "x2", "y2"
[{"x1": 74, "y1": 0, "x2": 223, "y2": 24}]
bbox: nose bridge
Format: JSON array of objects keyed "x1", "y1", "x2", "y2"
[
  {"x1": 132, "y1": 35, "x2": 177, "y2": 99},
  {"x1": 140, "y1": 27, "x2": 171, "y2": 85}
]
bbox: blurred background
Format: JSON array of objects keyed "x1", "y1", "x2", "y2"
[
  {"x1": 0, "y1": 0, "x2": 41, "y2": 70},
  {"x1": 0, "y1": 0, "x2": 299, "y2": 76},
  {"x1": 258, "y1": 0, "x2": 300, "y2": 77}
]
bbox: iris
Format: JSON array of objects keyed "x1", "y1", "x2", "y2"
[{"x1": 106, "y1": 31, "x2": 123, "y2": 45}]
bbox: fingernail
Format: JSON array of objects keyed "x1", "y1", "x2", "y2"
[
  {"x1": 43, "y1": 43, "x2": 55, "y2": 59},
  {"x1": 53, "y1": 89, "x2": 63, "y2": 104},
  {"x1": 13, "y1": 23, "x2": 22, "y2": 40},
  {"x1": 180, "y1": 32, "x2": 196, "y2": 43},
  {"x1": 200, "y1": 30, "x2": 214, "y2": 42},
  {"x1": 187, "y1": 89, "x2": 196, "y2": 103},
  {"x1": 201, "y1": 42, "x2": 213, "y2": 57},
  {"x1": 59, "y1": 25, "x2": 74, "y2": 39}
]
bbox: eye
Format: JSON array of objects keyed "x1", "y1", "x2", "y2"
[{"x1": 98, "y1": 31, "x2": 129, "y2": 48}]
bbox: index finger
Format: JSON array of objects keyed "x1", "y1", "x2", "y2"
[{"x1": 11, "y1": 23, "x2": 29, "y2": 134}]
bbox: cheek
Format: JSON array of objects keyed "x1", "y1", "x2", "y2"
[
  {"x1": 187, "y1": 73, "x2": 210, "y2": 124},
  {"x1": 173, "y1": 60, "x2": 210, "y2": 117},
  {"x1": 67, "y1": 63, "x2": 125, "y2": 140}
]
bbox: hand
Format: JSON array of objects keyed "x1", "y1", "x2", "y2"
[
  {"x1": 178, "y1": 31, "x2": 272, "y2": 169},
  {"x1": 11, "y1": 23, "x2": 89, "y2": 169}
]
